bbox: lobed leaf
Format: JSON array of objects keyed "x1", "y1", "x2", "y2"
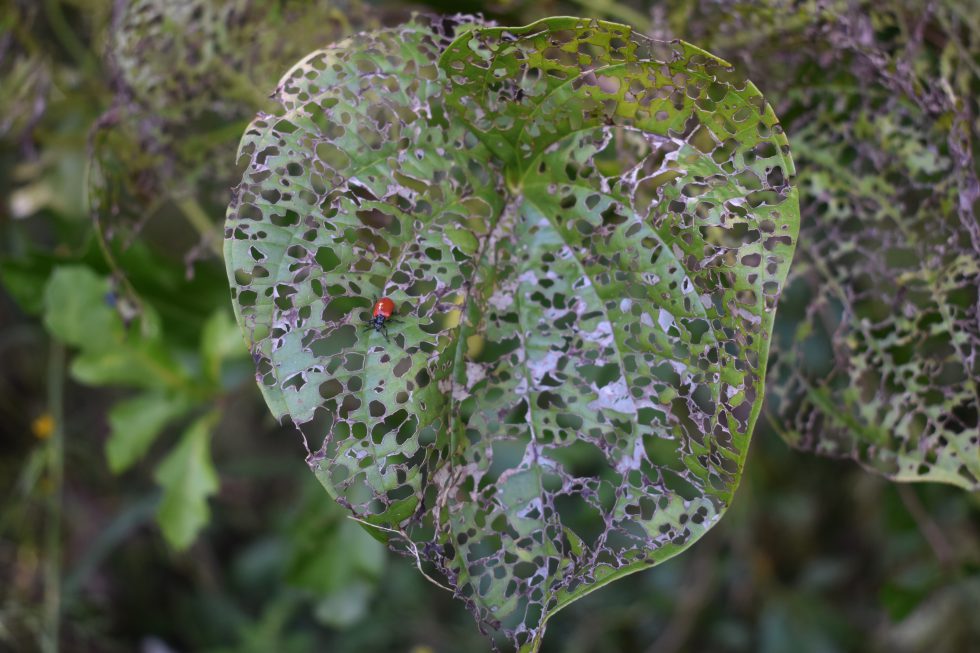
[
  {"x1": 225, "y1": 15, "x2": 799, "y2": 650},
  {"x1": 106, "y1": 392, "x2": 193, "y2": 473},
  {"x1": 154, "y1": 411, "x2": 221, "y2": 549}
]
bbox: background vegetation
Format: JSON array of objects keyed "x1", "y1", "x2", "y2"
[{"x1": 1, "y1": 1, "x2": 978, "y2": 652}]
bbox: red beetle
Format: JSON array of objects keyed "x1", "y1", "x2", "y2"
[{"x1": 364, "y1": 297, "x2": 397, "y2": 341}]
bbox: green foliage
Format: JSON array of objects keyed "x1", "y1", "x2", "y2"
[
  {"x1": 43, "y1": 265, "x2": 178, "y2": 389},
  {"x1": 664, "y1": 0, "x2": 980, "y2": 490},
  {"x1": 154, "y1": 411, "x2": 220, "y2": 549},
  {"x1": 768, "y1": 1, "x2": 980, "y2": 489},
  {"x1": 4, "y1": 2, "x2": 980, "y2": 652},
  {"x1": 43, "y1": 267, "x2": 120, "y2": 350},
  {"x1": 285, "y1": 483, "x2": 386, "y2": 629},
  {"x1": 226, "y1": 15, "x2": 798, "y2": 649},
  {"x1": 39, "y1": 264, "x2": 246, "y2": 548},
  {"x1": 92, "y1": 0, "x2": 373, "y2": 257},
  {"x1": 106, "y1": 392, "x2": 193, "y2": 473}
]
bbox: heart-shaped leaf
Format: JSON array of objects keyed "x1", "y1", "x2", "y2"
[
  {"x1": 225, "y1": 16, "x2": 798, "y2": 650},
  {"x1": 753, "y1": 7, "x2": 980, "y2": 491}
]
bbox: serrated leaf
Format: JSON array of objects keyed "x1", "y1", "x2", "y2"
[
  {"x1": 106, "y1": 392, "x2": 192, "y2": 473},
  {"x1": 225, "y1": 16, "x2": 798, "y2": 650},
  {"x1": 155, "y1": 411, "x2": 220, "y2": 549}
]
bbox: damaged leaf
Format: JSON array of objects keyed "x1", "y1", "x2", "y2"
[
  {"x1": 91, "y1": 0, "x2": 370, "y2": 260},
  {"x1": 225, "y1": 16, "x2": 798, "y2": 651},
  {"x1": 688, "y1": 1, "x2": 980, "y2": 491}
]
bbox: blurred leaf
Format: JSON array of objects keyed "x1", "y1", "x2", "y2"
[
  {"x1": 312, "y1": 580, "x2": 375, "y2": 629},
  {"x1": 106, "y1": 392, "x2": 193, "y2": 473},
  {"x1": 42, "y1": 265, "x2": 119, "y2": 351},
  {"x1": 750, "y1": 1, "x2": 980, "y2": 490},
  {"x1": 287, "y1": 518, "x2": 385, "y2": 594},
  {"x1": 226, "y1": 15, "x2": 798, "y2": 650},
  {"x1": 154, "y1": 411, "x2": 220, "y2": 549},
  {"x1": 285, "y1": 480, "x2": 385, "y2": 598},
  {"x1": 0, "y1": 257, "x2": 53, "y2": 315},
  {"x1": 41, "y1": 264, "x2": 187, "y2": 389},
  {"x1": 69, "y1": 341, "x2": 183, "y2": 390},
  {"x1": 201, "y1": 308, "x2": 247, "y2": 384},
  {"x1": 878, "y1": 578, "x2": 980, "y2": 653},
  {"x1": 91, "y1": 0, "x2": 375, "y2": 259}
]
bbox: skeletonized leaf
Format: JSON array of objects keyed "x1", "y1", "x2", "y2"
[
  {"x1": 225, "y1": 16, "x2": 798, "y2": 650},
  {"x1": 731, "y1": 3, "x2": 980, "y2": 490}
]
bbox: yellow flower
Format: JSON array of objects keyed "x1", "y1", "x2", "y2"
[{"x1": 32, "y1": 414, "x2": 55, "y2": 440}]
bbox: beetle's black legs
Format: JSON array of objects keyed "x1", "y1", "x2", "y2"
[{"x1": 361, "y1": 316, "x2": 396, "y2": 342}]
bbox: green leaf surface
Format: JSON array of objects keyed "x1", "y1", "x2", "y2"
[
  {"x1": 106, "y1": 392, "x2": 193, "y2": 473},
  {"x1": 760, "y1": 5, "x2": 980, "y2": 490},
  {"x1": 155, "y1": 411, "x2": 220, "y2": 549},
  {"x1": 201, "y1": 308, "x2": 248, "y2": 384},
  {"x1": 42, "y1": 264, "x2": 187, "y2": 390},
  {"x1": 0, "y1": 257, "x2": 54, "y2": 315},
  {"x1": 43, "y1": 266, "x2": 119, "y2": 351},
  {"x1": 225, "y1": 16, "x2": 798, "y2": 650}
]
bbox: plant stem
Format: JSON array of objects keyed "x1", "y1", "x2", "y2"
[
  {"x1": 43, "y1": 0, "x2": 99, "y2": 77},
  {"x1": 896, "y1": 484, "x2": 954, "y2": 570},
  {"x1": 42, "y1": 342, "x2": 66, "y2": 653},
  {"x1": 567, "y1": 0, "x2": 651, "y2": 32},
  {"x1": 175, "y1": 195, "x2": 223, "y2": 258}
]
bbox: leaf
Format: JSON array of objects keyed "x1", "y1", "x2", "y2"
[
  {"x1": 69, "y1": 343, "x2": 182, "y2": 390},
  {"x1": 106, "y1": 392, "x2": 192, "y2": 473},
  {"x1": 754, "y1": 4, "x2": 980, "y2": 491},
  {"x1": 312, "y1": 581, "x2": 375, "y2": 629},
  {"x1": 286, "y1": 511, "x2": 385, "y2": 595},
  {"x1": 225, "y1": 16, "x2": 799, "y2": 650},
  {"x1": 0, "y1": 256, "x2": 54, "y2": 315},
  {"x1": 154, "y1": 411, "x2": 220, "y2": 549},
  {"x1": 43, "y1": 266, "x2": 120, "y2": 351},
  {"x1": 42, "y1": 265, "x2": 187, "y2": 390},
  {"x1": 285, "y1": 479, "x2": 385, "y2": 628},
  {"x1": 91, "y1": 0, "x2": 374, "y2": 258},
  {"x1": 201, "y1": 308, "x2": 248, "y2": 384}
]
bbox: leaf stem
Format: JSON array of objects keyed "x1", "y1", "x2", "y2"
[
  {"x1": 896, "y1": 484, "x2": 954, "y2": 570},
  {"x1": 42, "y1": 0, "x2": 100, "y2": 77},
  {"x1": 175, "y1": 195, "x2": 223, "y2": 258},
  {"x1": 566, "y1": 0, "x2": 651, "y2": 32},
  {"x1": 345, "y1": 515, "x2": 452, "y2": 593},
  {"x1": 41, "y1": 341, "x2": 65, "y2": 653}
]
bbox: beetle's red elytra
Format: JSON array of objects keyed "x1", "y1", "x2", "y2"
[
  {"x1": 364, "y1": 297, "x2": 397, "y2": 341},
  {"x1": 373, "y1": 297, "x2": 395, "y2": 319}
]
